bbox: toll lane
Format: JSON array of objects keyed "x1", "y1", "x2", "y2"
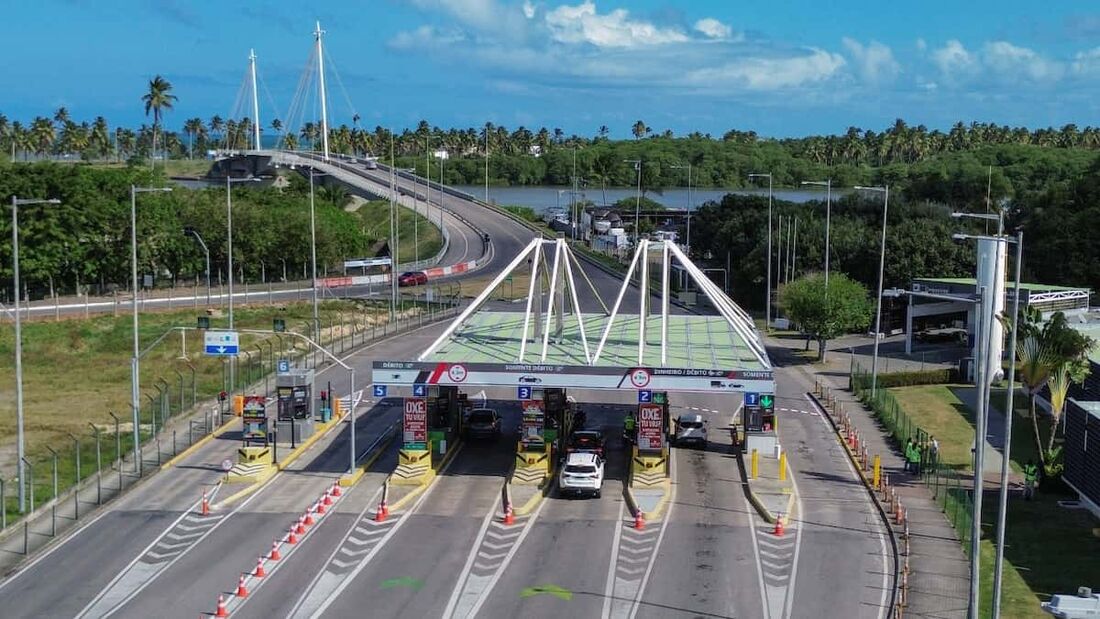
[{"x1": 311, "y1": 404, "x2": 519, "y2": 618}]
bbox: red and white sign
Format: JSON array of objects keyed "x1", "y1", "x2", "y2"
[
  {"x1": 629, "y1": 368, "x2": 651, "y2": 389},
  {"x1": 520, "y1": 399, "x2": 545, "y2": 446},
  {"x1": 637, "y1": 403, "x2": 664, "y2": 451},
  {"x1": 403, "y1": 398, "x2": 428, "y2": 446},
  {"x1": 447, "y1": 364, "x2": 468, "y2": 383}
]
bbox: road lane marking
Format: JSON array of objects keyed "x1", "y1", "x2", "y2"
[{"x1": 443, "y1": 496, "x2": 547, "y2": 619}]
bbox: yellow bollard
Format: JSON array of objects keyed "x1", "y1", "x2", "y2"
[
  {"x1": 778, "y1": 451, "x2": 787, "y2": 482},
  {"x1": 873, "y1": 455, "x2": 881, "y2": 489},
  {"x1": 751, "y1": 449, "x2": 759, "y2": 480}
]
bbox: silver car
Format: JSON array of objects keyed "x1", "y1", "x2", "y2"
[{"x1": 674, "y1": 413, "x2": 708, "y2": 447}]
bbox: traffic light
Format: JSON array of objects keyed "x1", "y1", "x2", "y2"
[
  {"x1": 760, "y1": 394, "x2": 774, "y2": 410},
  {"x1": 218, "y1": 390, "x2": 228, "y2": 402},
  {"x1": 320, "y1": 390, "x2": 328, "y2": 402}
]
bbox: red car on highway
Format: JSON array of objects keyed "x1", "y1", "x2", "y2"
[{"x1": 398, "y1": 271, "x2": 428, "y2": 286}]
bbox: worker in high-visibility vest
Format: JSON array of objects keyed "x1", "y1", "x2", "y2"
[
  {"x1": 905, "y1": 439, "x2": 921, "y2": 474},
  {"x1": 1023, "y1": 460, "x2": 1039, "y2": 500}
]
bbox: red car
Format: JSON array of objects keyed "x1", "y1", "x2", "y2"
[{"x1": 398, "y1": 271, "x2": 428, "y2": 287}]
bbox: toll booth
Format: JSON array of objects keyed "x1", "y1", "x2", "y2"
[
  {"x1": 399, "y1": 385, "x2": 460, "y2": 476},
  {"x1": 742, "y1": 393, "x2": 778, "y2": 455},
  {"x1": 239, "y1": 395, "x2": 273, "y2": 467},
  {"x1": 276, "y1": 369, "x2": 316, "y2": 447},
  {"x1": 543, "y1": 388, "x2": 570, "y2": 448},
  {"x1": 428, "y1": 385, "x2": 460, "y2": 459}
]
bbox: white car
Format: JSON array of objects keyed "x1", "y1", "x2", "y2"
[{"x1": 559, "y1": 452, "x2": 604, "y2": 498}]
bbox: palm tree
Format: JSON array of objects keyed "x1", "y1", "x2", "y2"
[
  {"x1": 53, "y1": 106, "x2": 70, "y2": 128},
  {"x1": 90, "y1": 117, "x2": 110, "y2": 159},
  {"x1": 631, "y1": 120, "x2": 648, "y2": 140},
  {"x1": 30, "y1": 116, "x2": 56, "y2": 158},
  {"x1": 142, "y1": 75, "x2": 178, "y2": 166},
  {"x1": 209, "y1": 115, "x2": 225, "y2": 148},
  {"x1": 184, "y1": 117, "x2": 203, "y2": 159}
]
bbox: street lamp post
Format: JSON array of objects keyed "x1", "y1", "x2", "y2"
[
  {"x1": 801, "y1": 179, "x2": 833, "y2": 289},
  {"x1": 749, "y1": 173, "x2": 773, "y2": 329},
  {"x1": 131, "y1": 186, "x2": 172, "y2": 476},
  {"x1": 308, "y1": 170, "x2": 324, "y2": 339},
  {"x1": 624, "y1": 159, "x2": 642, "y2": 245},
  {"x1": 671, "y1": 163, "x2": 694, "y2": 251},
  {"x1": 11, "y1": 196, "x2": 61, "y2": 512},
  {"x1": 854, "y1": 185, "x2": 890, "y2": 397},
  {"x1": 184, "y1": 228, "x2": 211, "y2": 306}
]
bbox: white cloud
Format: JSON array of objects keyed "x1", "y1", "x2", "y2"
[
  {"x1": 1072, "y1": 46, "x2": 1100, "y2": 75},
  {"x1": 694, "y1": 18, "x2": 732, "y2": 40},
  {"x1": 388, "y1": 25, "x2": 467, "y2": 50},
  {"x1": 982, "y1": 41, "x2": 1064, "y2": 82},
  {"x1": 931, "y1": 39, "x2": 976, "y2": 77},
  {"x1": 522, "y1": 0, "x2": 536, "y2": 19},
  {"x1": 686, "y1": 49, "x2": 846, "y2": 90},
  {"x1": 544, "y1": 1, "x2": 687, "y2": 48},
  {"x1": 842, "y1": 38, "x2": 900, "y2": 83},
  {"x1": 915, "y1": 38, "x2": 926, "y2": 52}
]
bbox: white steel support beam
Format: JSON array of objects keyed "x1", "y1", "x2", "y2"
[
  {"x1": 661, "y1": 240, "x2": 670, "y2": 366},
  {"x1": 561, "y1": 244, "x2": 592, "y2": 363},
  {"x1": 519, "y1": 240, "x2": 544, "y2": 362},
  {"x1": 667, "y1": 243, "x2": 769, "y2": 366},
  {"x1": 638, "y1": 240, "x2": 649, "y2": 364},
  {"x1": 593, "y1": 246, "x2": 644, "y2": 363},
  {"x1": 418, "y1": 238, "x2": 539, "y2": 361},
  {"x1": 541, "y1": 240, "x2": 564, "y2": 361}
]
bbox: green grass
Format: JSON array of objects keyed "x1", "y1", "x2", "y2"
[
  {"x1": 356, "y1": 200, "x2": 443, "y2": 264},
  {"x1": 888, "y1": 384, "x2": 1099, "y2": 618},
  {"x1": 0, "y1": 298, "x2": 406, "y2": 523}
]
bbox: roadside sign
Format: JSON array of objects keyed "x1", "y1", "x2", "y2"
[
  {"x1": 412, "y1": 384, "x2": 427, "y2": 397},
  {"x1": 197, "y1": 316, "x2": 210, "y2": 329},
  {"x1": 517, "y1": 386, "x2": 532, "y2": 400},
  {"x1": 241, "y1": 395, "x2": 269, "y2": 442},
  {"x1": 373, "y1": 385, "x2": 388, "y2": 398},
  {"x1": 638, "y1": 403, "x2": 664, "y2": 451},
  {"x1": 273, "y1": 318, "x2": 286, "y2": 333},
  {"x1": 221, "y1": 458, "x2": 234, "y2": 472},
  {"x1": 638, "y1": 390, "x2": 652, "y2": 403},
  {"x1": 204, "y1": 330, "x2": 239, "y2": 356},
  {"x1": 744, "y1": 392, "x2": 760, "y2": 407},
  {"x1": 403, "y1": 398, "x2": 428, "y2": 449},
  {"x1": 277, "y1": 358, "x2": 290, "y2": 373},
  {"x1": 760, "y1": 394, "x2": 774, "y2": 409},
  {"x1": 521, "y1": 399, "x2": 546, "y2": 447}
]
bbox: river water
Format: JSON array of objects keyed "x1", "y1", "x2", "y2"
[{"x1": 454, "y1": 185, "x2": 839, "y2": 211}]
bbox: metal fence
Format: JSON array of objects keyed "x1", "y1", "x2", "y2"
[
  {"x1": 0, "y1": 297, "x2": 460, "y2": 539},
  {"x1": 851, "y1": 360, "x2": 976, "y2": 557}
]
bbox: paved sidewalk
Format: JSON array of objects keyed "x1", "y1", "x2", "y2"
[{"x1": 771, "y1": 336, "x2": 970, "y2": 619}]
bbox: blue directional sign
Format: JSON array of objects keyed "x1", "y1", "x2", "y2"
[
  {"x1": 373, "y1": 385, "x2": 388, "y2": 398},
  {"x1": 517, "y1": 386, "x2": 532, "y2": 400},
  {"x1": 638, "y1": 390, "x2": 653, "y2": 403},
  {"x1": 412, "y1": 384, "x2": 427, "y2": 397},
  {"x1": 277, "y1": 358, "x2": 290, "y2": 374},
  {"x1": 744, "y1": 392, "x2": 760, "y2": 407},
  {"x1": 203, "y1": 330, "x2": 239, "y2": 356}
]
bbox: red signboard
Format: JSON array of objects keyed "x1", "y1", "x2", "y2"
[
  {"x1": 403, "y1": 398, "x2": 428, "y2": 449},
  {"x1": 637, "y1": 403, "x2": 664, "y2": 451},
  {"x1": 521, "y1": 399, "x2": 545, "y2": 447}
]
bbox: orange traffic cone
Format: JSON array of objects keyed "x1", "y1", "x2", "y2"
[
  {"x1": 374, "y1": 502, "x2": 387, "y2": 523},
  {"x1": 295, "y1": 516, "x2": 306, "y2": 535},
  {"x1": 380, "y1": 498, "x2": 389, "y2": 518},
  {"x1": 269, "y1": 541, "x2": 281, "y2": 561},
  {"x1": 774, "y1": 514, "x2": 785, "y2": 537},
  {"x1": 202, "y1": 490, "x2": 210, "y2": 516},
  {"x1": 303, "y1": 506, "x2": 315, "y2": 526},
  {"x1": 323, "y1": 490, "x2": 333, "y2": 506},
  {"x1": 331, "y1": 482, "x2": 342, "y2": 498},
  {"x1": 286, "y1": 525, "x2": 299, "y2": 545},
  {"x1": 503, "y1": 502, "x2": 515, "y2": 526},
  {"x1": 254, "y1": 557, "x2": 266, "y2": 578},
  {"x1": 236, "y1": 574, "x2": 248, "y2": 598},
  {"x1": 215, "y1": 594, "x2": 229, "y2": 618},
  {"x1": 634, "y1": 511, "x2": 645, "y2": 530},
  {"x1": 316, "y1": 499, "x2": 327, "y2": 515}
]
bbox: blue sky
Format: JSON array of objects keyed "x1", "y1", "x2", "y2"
[{"x1": 3, "y1": 0, "x2": 1100, "y2": 138}]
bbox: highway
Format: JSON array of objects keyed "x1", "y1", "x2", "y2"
[{"x1": 0, "y1": 160, "x2": 893, "y2": 618}]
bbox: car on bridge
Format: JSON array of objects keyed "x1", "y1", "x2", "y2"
[
  {"x1": 398, "y1": 271, "x2": 428, "y2": 287},
  {"x1": 559, "y1": 452, "x2": 604, "y2": 498},
  {"x1": 464, "y1": 408, "x2": 502, "y2": 440}
]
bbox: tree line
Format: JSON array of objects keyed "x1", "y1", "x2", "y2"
[{"x1": 0, "y1": 163, "x2": 374, "y2": 300}]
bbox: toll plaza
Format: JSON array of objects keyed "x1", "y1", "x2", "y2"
[
  {"x1": 392, "y1": 384, "x2": 462, "y2": 485},
  {"x1": 372, "y1": 238, "x2": 776, "y2": 498}
]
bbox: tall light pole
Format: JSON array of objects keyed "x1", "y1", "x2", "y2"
[
  {"x1": 11, "y1": 196, "x2": 61, "y2": 512},
  {"x1": 749, "y1": 173, "x2": 773, "y2": 328},
  {"x1": 801, "y1": 179, "x2": 832, "y2": 290},
  {"x1": 624, "y1": 159, "x2": 642, "y2": 246},
  {"x1": 308, "y1": 171, "x2": 324, "y2": 338},
  {"x1": 672, "y1": 163, "x2": 694, "y2": 251},
  {"x1": 130, "y1": 186, "x2": 172, "y2": 476},
  {"x1": 484, "y1": 124, "x2": 490, "y2": 203},
  {"x1": 390, "y1": 135, "x2": 399, "y2": 320},
  {"x1": 855, "y1": 185, "x2": 890, "y2": 397},
  {"x1": 184, "y1": 227, "x2": 211, "y2": 305}
]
